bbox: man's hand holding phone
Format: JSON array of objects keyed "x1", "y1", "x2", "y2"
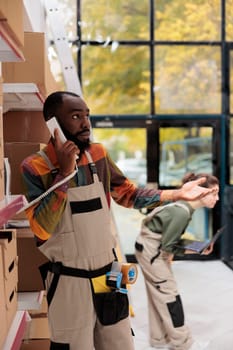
[
  {"x1": 46, "y1": 117, "x2": 79, "y2": 176},
  {"x1": 46, "y1": 116, "x2": 80, "y2": 176},
  {"x1": 46, "y1": 116, "x2": 68, "y2": 145},
  {"x1": 53, "y1": 128, "x2": 79, "y2": 176}
]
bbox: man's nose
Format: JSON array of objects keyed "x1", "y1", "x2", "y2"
[{"x1": 81, "y1": 116, "x2": 90, "y2": 127}]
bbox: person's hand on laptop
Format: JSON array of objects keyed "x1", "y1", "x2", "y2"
[{"x1": 201, "y1": 242, "x2": 214, "y2": 255}]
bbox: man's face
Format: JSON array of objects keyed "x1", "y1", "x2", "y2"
[{"x1": 55, "y1": 94, "x2": 91, "y2": 151}]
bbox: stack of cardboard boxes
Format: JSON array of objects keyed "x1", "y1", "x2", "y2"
[
  {"x1": 0, "y1": 1, "x2": 59, "y2": 348},
  {"x1": 0, "y1": 229, "x2": 18, "y2": 348},
  {"x1": 0, "y1": 4, "x2": 58, "y2": 349},
  {"x1": 3, "y1": 30, "x2": 55, "y2": 195},
  {"x1": 0, "y1": 75, "x2": 4, "y2": 201},
  {"x1": 1, "y1": 30, "x2": 56, "y2": 348},
  {"x1": 3, "y1": 39, "x2": 51, "y2": 346}
]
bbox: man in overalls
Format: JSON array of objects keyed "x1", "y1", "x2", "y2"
[{"x1": 20, "y1": 91, "x2": 213, "y2": 350}]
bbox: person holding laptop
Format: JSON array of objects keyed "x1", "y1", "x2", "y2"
[{"x1": 135, "y1": 172, "x2": 219, "y2": 350}]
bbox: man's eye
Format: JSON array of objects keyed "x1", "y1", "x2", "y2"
[{"x1": 72, "y1": 115, "x2": 80, "y2": 120}]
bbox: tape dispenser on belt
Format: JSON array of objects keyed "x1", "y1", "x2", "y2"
[
  {"x1": 106, "y1": 262, "x2": 122, "y2": 289},
  {"x1": 121, "y1": 263, "x2": 138, "y2": 285},
  {"x1": 106, "y1": 261, "x2": 138, "y2": 290}
]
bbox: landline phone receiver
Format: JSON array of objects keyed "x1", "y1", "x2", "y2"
[
  {"x1": 46, "y1": 116, "x2": 79, "y2": 160},
  {"x1": 46, "y1": 116, "x2": 68, "y2": 145}
]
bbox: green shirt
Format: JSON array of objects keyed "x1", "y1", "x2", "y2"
[{"x1": 146, "y1": 201, "x2": 194, "y2": 254}]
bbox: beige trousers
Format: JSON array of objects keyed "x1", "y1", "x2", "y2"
[{"x1": 135, "y1": 228, "x2": 193, "y2": 350}]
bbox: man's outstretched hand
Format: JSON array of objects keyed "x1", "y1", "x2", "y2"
[{"x1": 173, "y1": 177, "x2": 212, "y2": 201}]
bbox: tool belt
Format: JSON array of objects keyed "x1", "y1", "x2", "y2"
[
  {"x1": 93, "y1": 289, "x2": 129, "y2": 325},
  {"x1": 40, "y1": 261, "x2": 129, "y2": 326},
  {"x1": 39, "y1": 261, "x2": 113, "y2": 306}
]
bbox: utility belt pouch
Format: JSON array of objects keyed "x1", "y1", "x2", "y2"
[{"x1": 93, "y1": 290, "x2": 129, "y2": 326}]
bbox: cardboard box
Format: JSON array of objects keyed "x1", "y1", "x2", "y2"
[
  {"x1": 2, "y1": 32, "x2": 58, "y2": 97},
  {"x1": 0, "y1": 229, "x2": 17, "y2": 279},
  {"x1": 0, "y1": 111, "x2": 4, "y2": 201},
  {"x1": 0, "y1": 298, "x2": 7, "y2": 349},
  {"x1": 6, "y1": 285, "x2": 18, "y2": 329},
  {"x1": 4, "y1": 256, "x2": 18, "y2": 300},
  {"x1": 0, "y1": 167, "x2": 4, "y2": 202},
  {"x1": 0, "y1": 229, "x2": 18, "y2": 334},
  {"x1": 0, "y1": 0, "x2": 24, "y2": 62},
  {"x1": 4, "y1": 142, "x2": 47, "y2": 194},
  {"x1": 3, "y1": 111, "x2": 50, "y2": 143},
  {"x1": 16, "y1": 228, "x2": 48, "y2": 292},
  {"x1": 24, "y1": 315, "x2": 50, "y2": 340},
  {"x1": 0, "y1": 248, "x2": 7, "y2": 349},
  {"x1": 20, "y1": 339, "x2": 50, "y2": 350},
  {"x1": 0, "y1": 113, "x2": 3, "y2": 155},
  {"x1": 0, "y1": 0, "x2": 24, "y2": 48}
]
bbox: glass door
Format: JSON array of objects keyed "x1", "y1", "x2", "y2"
[
  {"x1": 153, "y1": 120, "x2": 221, "y2": 254},
  {"x1": 92, "y1": 127, "x2": 147, "y2": 258},
  {"x1": 92, "y1": 120, "x2": 221, "y2": 259},
  {"x1": 159, "y1": 126, "x2": 213, "y2": 187}
]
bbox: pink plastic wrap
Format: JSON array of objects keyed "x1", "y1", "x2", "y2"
[{"x1": 0, "y1": 195, "x2": 27, "y2": 228}]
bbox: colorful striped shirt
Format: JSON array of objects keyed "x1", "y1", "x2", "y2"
[{"x1": 20, "y1": 141, "x2": 163, "y2": 241}]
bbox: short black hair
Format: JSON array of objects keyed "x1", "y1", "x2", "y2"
[{"x1": 43, "y1": 91, "x2": 80, "y2": 121}]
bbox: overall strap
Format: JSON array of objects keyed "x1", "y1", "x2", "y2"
[
  {"x1": 173, "y1": 202, "x2": 192, "y2": 218},
  {"x1": 143, "y1": 202, "x2": 191, "y2": 225},
  {"x1": 18, "y1": 150, "x2": 77, "y2": 213},
  {"x1": 38, "y1": 149, "x2": 79, "y2": 178},
  {"x1": 143, "y1": 203, "x2": 174, "y2": 223},
  {"x1": 85, "y1": 150, "x2": 100, "y2": 183},
  {"x1": 39, "y1": 149, "x2": 98, "y2": 183},
  {"x1": 38, "y1": 150, "x2": 56, "y2": 170}
]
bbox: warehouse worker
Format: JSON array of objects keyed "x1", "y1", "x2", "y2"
[
  {"x1": 135, "y1": 172, "x2": 219, "y2": 350},
  {"x1": 20, "y1": 91, "x2": 213, "y2": 350}
]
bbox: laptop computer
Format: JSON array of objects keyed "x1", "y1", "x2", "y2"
[{"x1": 177, "y1": 225, "x2": 226, "y2": 254}]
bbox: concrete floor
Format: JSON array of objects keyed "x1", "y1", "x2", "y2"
[{"x1": 130, "y1": 260, "x2": 233, "y2": 350}]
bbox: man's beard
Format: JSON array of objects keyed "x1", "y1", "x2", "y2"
[{"x1": 62, "y1": 128, "x2": 91, "y2": 153}]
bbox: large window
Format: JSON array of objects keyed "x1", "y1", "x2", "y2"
[
  {"x1": 50, "y1": 0, "x2": 227, "y2": 116},
  {"x1": 155, "y1": 1, "x2": 221, "y2": 42},
  {"x1": 80, "y1": 1, "x2": 149, "y2": 41},
  {"x1": 155, "y1": 46, "x2": 221, "y2": 114},
  {"x1": 82, "y1": 46, "x2": 150, "y2": 114},
  {"x1": 48, "y1": 0, "x2": 232, "y2": 258}
]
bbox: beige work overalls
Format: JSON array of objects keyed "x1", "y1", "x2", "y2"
[
  {"x1": 135, "y1": 203, "x2": 193, "y2": 350},
  {"x1": 39, "y1": 151, "x2": 134, "y2": 350}
]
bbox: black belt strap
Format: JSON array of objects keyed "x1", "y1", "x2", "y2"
[
  {"x1": 48, "y1": 261, "x2": 113, "y2": 278},
  {"x1": 40, "y1": 261, "x2": 113, "y2": 306}
]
